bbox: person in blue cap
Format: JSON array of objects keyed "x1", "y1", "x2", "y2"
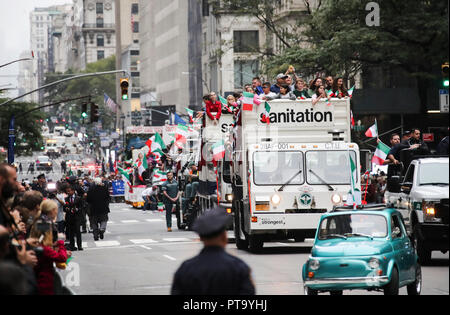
[{"x1": 171, "y1": 207, "x2": 255, "y2": 295}]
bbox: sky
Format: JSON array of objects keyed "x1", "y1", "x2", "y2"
[{"x1": 0, "y1": 0, "x2": 71, "y2": 97}]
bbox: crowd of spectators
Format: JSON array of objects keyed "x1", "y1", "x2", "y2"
[{"x1": 0, "y1": 163, "x2": 116, "y2": 295}]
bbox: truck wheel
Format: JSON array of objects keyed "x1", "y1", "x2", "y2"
[
  {"x1": 383, "y1": 267, "x2": 399, "y2": 295},
  {"x1": 413, "y1": 225, "x2": 432, "y2": 265},
  {"x1": 248, "y1": 235, "x2": 263, "y2": 253},
  {"x1": 234, "y1": 204, "x2": 248, "y2": 250},
  {"x1": 407, "y1": 264, "x2": 422, "y2": 295}
]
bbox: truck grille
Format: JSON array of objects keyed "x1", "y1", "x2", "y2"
[{"x1": 436, "y1": 199, "x2": 449, "y2": 224}]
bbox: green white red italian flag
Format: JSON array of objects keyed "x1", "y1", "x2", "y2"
[
  {"x1": 185, "y1": 107, "x2": 194, "y2": 124},
  {"x1": 175, "y1": 124, "x2": 189, "y2": 148},
  {"x1": 118, "y1": 167, "x2": 131, "y2": 185},
  {"x1": 372, "y1": 141, "x2": 390, "y2": 165},
  {"x1": 365, "y1": 119, "x2": 378, "y2": 138},
  {"x1": 347, "y1": 152, "x2": 361, "y2": 208},
  {"x1": 242, "y1": 92, "x2": 254, "y2": 111},
  {"x1": 146, "y1": 132, "x2": 166, "y2": 160},
  {"x1": 152, "y1": 170, "x2": 167, "y2": 185},
  {"x1": 261, "y1": 102, "x2": 271, "y2": 125},
  {"x1": 137, "y1": 157, "x2": 148, "y2": 181},
  {"x1": 348, "y1": 86, "x2": 355, "y2": 98},
  {"x1": 212, "y1": 140, "x2": 225, "y2": 161}
]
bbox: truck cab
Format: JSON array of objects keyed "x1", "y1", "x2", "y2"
[
  {"x1": 385, "y1": 153, "x2": 449, "y2": 264},
  {"x1": 232, "y1": 98, "x2": 360, "y2": 252}
]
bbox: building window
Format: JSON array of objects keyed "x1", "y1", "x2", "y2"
[
  {"x1": 96, "y1": 18, "x2": 104, "y2": 28},
  {"x1": 131, "y1": 3, "x2": 139, "y2": 14},
  {"x1": 96, "y1": 2, "x2": 103, "y2": 14},
  {"x1": 133, "y1": 21, "x2": 139, "y2": 33},
  {"x1": 97, "y1": 35, "x2": 104, "y2": 47},
  {"x1": 234, "y1": 59, "x2": 259, "y2": 89},
  {"x1": 130, "y1": 50, "x2": 140, "y2": 56},
  {"x1": 233, "y1": 31, "x2": 259, "y2": 53},
  {"x1": 97, "y1": 50, "x2": 105, "y2": 60},
  {"x1": 202, "y1": 0, "x2": 209, "y2": 16}
]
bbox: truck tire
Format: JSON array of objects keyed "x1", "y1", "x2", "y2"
[
  {"x1": 413, "y1": 225, "x2": 432, "y2": 265},
  {"x1": 234, "y1": 201, "x2": 248, "y2": 250},
  {"x1": 383, "y1": 267, "x2": 399, "y2": 295},
  {"x1": 248, "y1": 235, "x2": 264, "y2": 253}
]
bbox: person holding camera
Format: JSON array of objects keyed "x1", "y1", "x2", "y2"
[
  {"x1": 64, "y1": 186, "x2": 83, "y2": 251},
  {"x1": 30, "y1": 200, "x2": 68, "y2": 295}
]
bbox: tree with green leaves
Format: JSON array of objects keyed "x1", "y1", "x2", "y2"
[
  {"x1": 44, "y1": 55, "x2": 117, "y2": 131},
  {"x1": 0, "y1": 99, "x2": 45, "y2": 156}
]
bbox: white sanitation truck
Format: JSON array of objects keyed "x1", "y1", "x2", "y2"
[{"x1": 231, "y1": 98, "x2": 361, "y2": 251}]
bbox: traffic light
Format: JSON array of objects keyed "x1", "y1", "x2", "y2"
[
  {"x1": 442, "y1": 62, "x2": 449, "y2": 87},
  {"x1": 81, "y1": 102, "x2": 88, "y2": 119},
  {"x1": 90, "y1": 102, "x2": 100, "y2": 123},
  {"x1": 120, "y1": 78, "x2": 129, "y2": 100}
]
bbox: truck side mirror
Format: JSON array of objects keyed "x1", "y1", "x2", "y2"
[{"x1": 401, "y1": 182, "x2": 413, "y2": 194}]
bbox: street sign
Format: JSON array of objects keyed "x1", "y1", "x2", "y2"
[
  {"x1": 440, "y1": 89, "x2": 449, "y2": 113},
  {"x1": 422, "y1": 133, "x2": 434, "y2": 142}
]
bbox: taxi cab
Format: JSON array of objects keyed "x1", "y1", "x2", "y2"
[{"x1": 302, "y1": 204, "x2": 422, "y2": 295}]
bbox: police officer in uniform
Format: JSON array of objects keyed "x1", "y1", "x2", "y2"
[{"x1": 171, "y1": 207, "x2": 255, "y2": 295}]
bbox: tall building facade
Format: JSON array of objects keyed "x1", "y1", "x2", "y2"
[{"x1": 139, "y1": 0, "x2": 203, "y2": 115}]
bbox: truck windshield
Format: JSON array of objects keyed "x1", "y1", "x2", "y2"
[
  {"x1": 253, "y1": 151, "x2": 304, "y2": 185},
  {"x1": 306, "y1": 151, "x2": 357, "y2": 185},
  {"x1": 418, "y1": 163, "x2": 449, "y2": 185},
  {"x1": 318, "y1": 214, "x2": 387, "y2": 240}
]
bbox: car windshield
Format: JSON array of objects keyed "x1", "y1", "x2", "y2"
[
  {"x1": 318, "y1": 214, "x2": 388, "y2": 240},
  {"x1": 253, "y1": 151, "x2": 304, "y2": 185},
  {"x1": 418, "y1": 163, "x2": 449, "y2": 185},
  {"x1": 37, "y1": 157, "x2": 49, "y2": 162},
  {"x1": 306, "y1": 151, "x2": 357, "y2": 185}
]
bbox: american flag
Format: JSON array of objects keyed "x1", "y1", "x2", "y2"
[{"x1": 104, "y1": 93, "x2": 118, "y2": 112}]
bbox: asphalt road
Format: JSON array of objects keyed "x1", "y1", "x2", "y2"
[{"x1": 58, "y1": 203, "x2": 449, "y2": 295}]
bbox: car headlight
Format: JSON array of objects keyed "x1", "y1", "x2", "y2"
[
  {"x1": 309, "y1": 259, "x2": 320, "y2": 271},
  {"x1": 368, "y1": 258, "x2": 380, "y2": 269},
  {"x1": 271, "y1": 193, "x2": 281, "y2": 206},
  {"x1": 331, "y1": 193, "x2": 342, "y2": 205},
  {"x1": 225, "y1": 194, "x2": 233, "y2": 202},
  {"x1": 422, "y1": 201, "x2": 439, "y2": 222}
]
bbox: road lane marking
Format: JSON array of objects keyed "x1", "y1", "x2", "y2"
[
  {"x1": 163, "y1": 238, "x2": 190, "y2": 242},
  {"x1": 130, "y1": 239, "x2": 158, "y2": 244},
  {"x1": 145, "y1": 219, "x2": 164, "y2": 222},
  {"x1": 94, "y1": 240, "x2": 121, "y2": 247},
  {"x1": 163, "y1": 255, "x2": 176, "y2": 261},
  {"x1": 140, "y1": 245, "x2": 152, "y2": 250},
  {"x1": 121, "y1": 220, "x2": 139, "y2": 223}
]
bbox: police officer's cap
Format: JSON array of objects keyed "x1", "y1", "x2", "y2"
[{"x1": 192, "y1": 207, "x2": 232, "y2": 238}]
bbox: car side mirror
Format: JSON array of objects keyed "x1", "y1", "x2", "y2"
[
  {"x1": 401, "y1": 183, "x2": 413, "y2": 194},
  {"x1": 392, "y1": 227, "x2": 401, "y2": 238}
]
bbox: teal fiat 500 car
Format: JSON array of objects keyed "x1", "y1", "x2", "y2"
[{"x1": 302, "y1": 205, "x2": 422, "y2": 295}]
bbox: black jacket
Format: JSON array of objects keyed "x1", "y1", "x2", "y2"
[
  {"x1": 86, "y1": 184, "x2": 110, "y2": 216},
  {"x1": 171, "y1": 246, "x2": 255, "y2": 295},
  {"x1": 64, "y1": 195, "x2": 83, "y2": 220}
]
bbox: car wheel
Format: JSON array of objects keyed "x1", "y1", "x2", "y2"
[
  {"x1": 304, "y1": 286, "x2": 318, "y2": 296},
  {"x1": 383, "y1": 267, "x2": 399, "y2": 295},
  {"x1": 413, "y1": 225, "x2": 432, "y2": 265},
  {"x1": 234, "y1": 201, "x2": 248, "y2": 250},
  {"x1": 407, "y1": 265, "x2": 422, "y2": 295}
]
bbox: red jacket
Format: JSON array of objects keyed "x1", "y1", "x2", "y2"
[
  {"x1": 205, "y1": 100, "x2": 222, "y2": 120},
  {"x1": 34, "y1": 240, "x2": 68, "y2": 295}
]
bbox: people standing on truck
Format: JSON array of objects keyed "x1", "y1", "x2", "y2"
[
  {"x1": 161, "y1": 171, "x2": 179, "y2": 232},
  {"x1": 386, "y1": 128, "x2": 429, "y2": 164},
  {"x1": 436, "y1": 132, "x2": 449, "y2": 155},
  {"x1": 293, "y1": 79, "x2": 311, "y2": 99},
  {"x1": 308, "y1": 77, "x2": 323, "y2": 96},
  {"x1": 270, "y1": 74, "x2": 288, "y2": 94},
  {"x1": 260, "y1": 82, "x2": 277, "y2": 101},
  {"x1": 382, "y1": 133, "x2": 401, "y2": 165},
  {"x1": 332, "y1": 77, "x2": 349, "y2": 98},
  {"x1": 275, "y1": 85, "x2": 297, "y2": 100},
  {"x1": 252, "y1": 77, "x2": 264, "y2": 95},
  {"x1": 205, "y1": 92, "x2": 222, "y2": 125},
  {"x1": 325, "y1": 76, "x2": 334, "y2": 91},
  {"x1": 171, "y1": 207, "x2": 255, "y2": 295},
  {"x1": 312, "y1": 85, "x2": 331, "y2": 106}
]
